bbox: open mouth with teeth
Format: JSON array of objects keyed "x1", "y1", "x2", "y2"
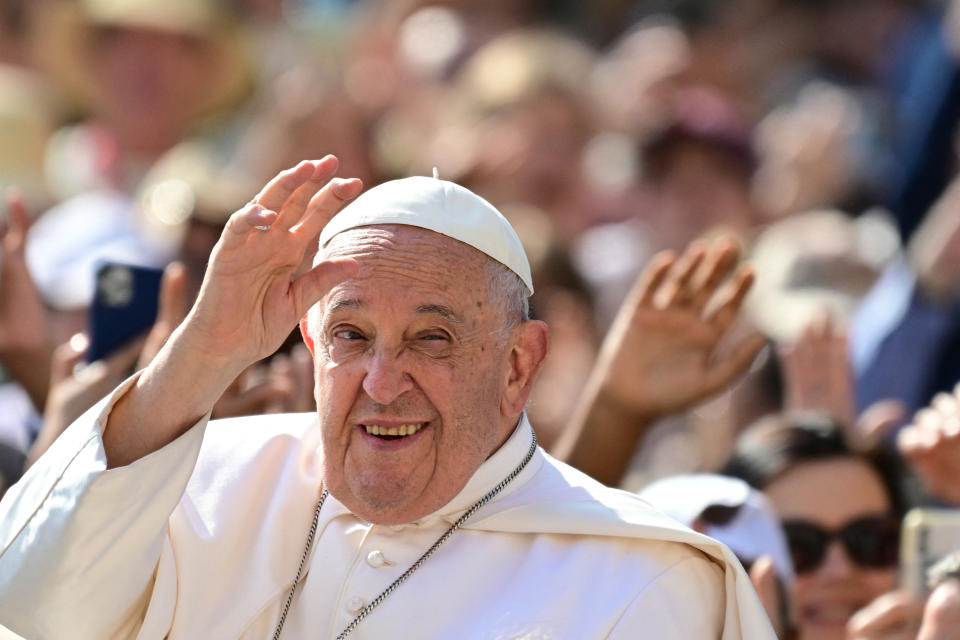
[{"x1": 362, "y1": 423, "x2": 428, "y2": 441}]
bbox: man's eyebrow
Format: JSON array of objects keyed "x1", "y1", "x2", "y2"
[
  {"x1": 327, "y1": 298, "x2": 363, "y2": 313},
  {"x1": 416, "y1": 304, "x2": 462, "y2": 324}
]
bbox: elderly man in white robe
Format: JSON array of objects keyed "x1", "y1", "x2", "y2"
[{"x1": 0, "y1": 157, "x2": 775, "y2": 639}]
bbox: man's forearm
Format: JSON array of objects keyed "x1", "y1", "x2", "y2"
[{"x1": 103, "y1": 323, "x2": 241, "y2": 468}]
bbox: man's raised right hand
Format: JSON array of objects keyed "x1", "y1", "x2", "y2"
[{"x1": 103, "y1": 157, "x2": 361, "y2": 467}]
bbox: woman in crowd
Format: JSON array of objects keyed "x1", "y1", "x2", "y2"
[{"x1": 722, "y1": 415, "x2": 920, "y2": 640}]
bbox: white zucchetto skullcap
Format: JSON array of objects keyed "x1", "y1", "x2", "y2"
[{"x1": 318, "y1": 176, "x2": 534, "y2": 295}]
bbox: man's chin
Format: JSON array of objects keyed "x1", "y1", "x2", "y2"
[{"x1": 330, "y1": 474, "x2": 438, "y2": 526}]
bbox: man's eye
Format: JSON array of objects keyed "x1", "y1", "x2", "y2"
[
  {"x1": 418, "y1": 333, "x2": 449, "y2": 342},
  {"x1": 333, "y1": 329, "x2": 365, "y2": 340}
]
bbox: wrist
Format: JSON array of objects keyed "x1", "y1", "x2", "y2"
[
  {"x1": 596, "y1": 379, "x2": 658, "y2": 427},
  {"x1": 142, "y1": 324, "x2": 246, "y2": 418}
]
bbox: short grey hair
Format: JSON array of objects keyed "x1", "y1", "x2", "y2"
[{"x1": 485, "y1": 258, "x2": 530, "y2": 333}]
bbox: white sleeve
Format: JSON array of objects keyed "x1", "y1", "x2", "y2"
[
  {"x1": 608, "y1": 553, "x2": 726, "y2": 639},
  {"x1": 0, "y1": 374, "x2": 209, "y2": 640}
]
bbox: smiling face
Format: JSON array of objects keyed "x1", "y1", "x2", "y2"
[
  {"x1": 763, "y1": 457, "x2": 897, "y2": 640},
  {"x1": 304, "y1": 225, "x2": 545, "y2": 524}
]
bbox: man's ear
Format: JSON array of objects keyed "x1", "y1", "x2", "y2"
[
  {"x1": 501, "y1": 320, "x2": 550, "y2": 417},
  {"x1": 300, "y1": 314, "x2": 315, "y2": 356}
]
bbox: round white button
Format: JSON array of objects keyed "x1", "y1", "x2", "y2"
[
  {"x1": 367, "y1": 550, "x2": 386, "y2": 568},
  {"x1": 346, "y1": 596, "x2": 365, "y2": 614}
]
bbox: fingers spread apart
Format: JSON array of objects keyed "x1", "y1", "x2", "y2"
[
  {"x1": 251, "y1": 158, "x2": 335, "y2": 213},
  {"x1": 637, "y1": 237, "x2": 746, "y2": 316}
]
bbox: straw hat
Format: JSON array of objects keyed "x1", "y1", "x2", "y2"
[
  {"x1": 32, "y1": 0, "x2": 250, "y2": 119},
  {"x1": 745, "y1": 209, "x2": 898, "y2": 343},
  {"x1": 0, "y1": 66, "x2": 62, "y2": 215}
]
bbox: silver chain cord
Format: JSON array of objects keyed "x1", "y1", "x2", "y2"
[
  {"x1": 272, "y1": 489, "x2": 328, "y2": 640},
  {"x1": 272, "y1": 432, "x2": 538, "y2": 640}
]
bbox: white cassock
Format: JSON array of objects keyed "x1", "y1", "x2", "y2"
[{"x1": 0, "y1": 377, "x2": 776, "y2": 639}]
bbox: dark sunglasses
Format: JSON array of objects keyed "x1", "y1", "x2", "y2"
[{"x1": 782, "y1": 515, "x2": 900, "y2": 574}]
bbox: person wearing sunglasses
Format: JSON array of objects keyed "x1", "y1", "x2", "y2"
[{"x1": 722, "y1": 414, "x2": 918, "y2": 640}]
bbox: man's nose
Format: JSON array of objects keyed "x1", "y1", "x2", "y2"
[{"x1": 362, "y1": 349, "x2": 414, "y2": 405}]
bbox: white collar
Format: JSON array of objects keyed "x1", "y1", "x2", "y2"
[{"x1": 430, "y1": 413, "x2": 540, "y2": 523}]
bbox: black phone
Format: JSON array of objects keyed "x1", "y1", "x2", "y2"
[{"x1": 87, "y1": 262, "x2": 164, "y2": 363}]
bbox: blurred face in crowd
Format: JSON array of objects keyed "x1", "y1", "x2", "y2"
[
  {"x1": 763, "y1": 457, "x2": 898, "y2": 640},
  {"x1": 649, "y1": 140, "x2": 756, "y2": 250},
  {"x1": 475, "y1": 92, "x2": 589, "y2": 209},
  {"x1": 86, "y1": 24, "x2": 221, "y2": 154},
  {"x1": 305, "y1": 225, "x2": 545, "y2": 525}
]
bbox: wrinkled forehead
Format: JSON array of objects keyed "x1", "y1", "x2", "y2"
[
  {"x1": 321, "y1": 223, "x2": 486, "y2": 259},
  {"x1": 320, "y1": 224, "x2": 490, "y2": 283}
]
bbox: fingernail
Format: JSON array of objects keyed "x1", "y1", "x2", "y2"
[{"x1": 332, "y1": 178, "x2": 359, "y2": 198}]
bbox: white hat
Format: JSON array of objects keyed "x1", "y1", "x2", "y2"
[
  {"x1": 639, "y1": 473, "x2": 795, "y2": 587},
  {"x1": 318, "y1": 176, "x2": 533, "y2": 295}
]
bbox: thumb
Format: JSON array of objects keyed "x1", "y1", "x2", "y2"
[
  {"x1": 50, "y1": 333, "x2": 89, "y2": 385},
  {"x1": 3, "y1": 187, "x2": 31, "y2": 249},
  {"x1": 157, "y1": 261, "x2": 188, "y2": 328},
  {"x1": 292, "y1": 257, "x2": 358, "y2": 319},
  {"x1": 749, "y1": 556, "x2": 785, "y2": 635},
  {"x1": 138, "y1": 262, "x2": 189, "y2": 369}
]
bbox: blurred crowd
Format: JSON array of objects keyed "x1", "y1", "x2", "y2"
[{"x1": 2, "y1": 0, "x2": 960, "y2": 638}]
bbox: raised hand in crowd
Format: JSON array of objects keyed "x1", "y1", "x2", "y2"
[
  {"x1": 779, "y1": 311, "x2": 856, "y2": 428},
  {"x1": 213, "y1": 344, "x2": 316, "y2": 417},
  {"x1": 0, "y1": 189, "x2": 53, "y2": 411},
  {"x1": 104, "y1": 157, "x2": 361, "y2": 467},
  {"x1": 747, "y1": 556, "x2": 789, "y2": 640},
  {"x1": 845, "y1": 590, "x2": 925, "y2": 640},
  {"x1": 26, "y1": 333, "x2": 145, "y2": 469},
  {"x1": 898, "y1": 384, "x2": 960, "y2": 506},
  {"x1": 554, "y1": 237, "x2": 765, "y2": 486},
  {"x1": 137, "y1": 262, "x2": 188, "y2": 370},
  {"x1": 25, "y1": 261, "x2": 188, "y2": 468},
  {"x1": 918, "y1": 572, "x2": 960, "y2": 640},
  {"x1": 779, "y1": 313, "x2": 906, "y2": 452}
]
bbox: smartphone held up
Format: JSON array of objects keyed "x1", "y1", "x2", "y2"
[{"x1": 86, "y1": 263, "x2": 163, "y2": 363}]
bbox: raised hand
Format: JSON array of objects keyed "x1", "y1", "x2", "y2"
[
  {"x1": 0, "y1": 189, "x2": 53, "y2": 410},
  {"x1": 779, "y1": 312, "x2": 856, "y2": 428},
  {"x1": 103, "y1": 158, "x2": 361, "y2": 467},
  {"x1": 846, "y1": 590, "x2": 924, "y2": 640},
  {"x1": 918, "y1": 577, "x2": 960, "y2": 640},
  {"x1": 593, "y1": 237, "x2": 765, "y2": 421},
  {"x1": 554, "y1": 237, "x2": 765, "y2": 485},
  {"x1": 898, "y1": 384, "x2": 960, "y2": 506},
  {"x1": 181, "y1": 157, "x2": 362, "y2": 372},
  {"x1": 27, "y1": 332, "x2": 145, "y2": 469},
  {"x1": 137, "y1": 261, "x2": 189, "y2": 369}
]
